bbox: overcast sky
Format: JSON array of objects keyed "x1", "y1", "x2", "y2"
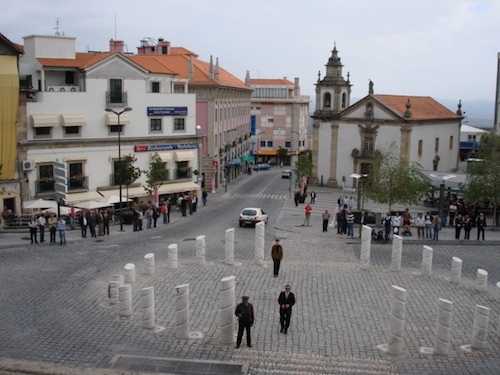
[{"x1": 3, "y1": 0, "x2": 499, "y2": 107}]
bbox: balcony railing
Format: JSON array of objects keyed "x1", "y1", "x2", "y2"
[
  {"x1": 35, "y1": 179, "x2": 55, "y2": 194},
  {"x1": 106, "y1": 91, "x2": 128, "y2": 106},
  {"x1": 174, "y1": 168, "x2": 192, "y2": 180},
  {"x1": 68, "y1": 176, "x2": 88, "y2": 190}
]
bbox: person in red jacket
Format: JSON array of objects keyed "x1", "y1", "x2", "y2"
[{"x1": 303, "y1": 204, "x2": 312, "y2": 226}]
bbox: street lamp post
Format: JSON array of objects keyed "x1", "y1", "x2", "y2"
[
  {"x1": 291, "y1": 131, "x2": 300, "y2": 168},
  {"x1": 256, "y1": 130, "x2": 265, "y2": 173},
  {"x1": 195, "y1": 125, "x2": 203, "y2": 189},
  {"x1": 105, "y1": 106, "x2": 132, "y2": 232},
  {"x1": 430, "y1": 173, "x2": 456, "y2": 224}
]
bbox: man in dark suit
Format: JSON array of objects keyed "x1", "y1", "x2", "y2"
[
  {"x1": 278, "y1": 284, "x2": 296, "y2": 334},
  {"x1": 235, "y1": 296, "x2": 254, "y2": 348},
  {"x1": 476, "y1": 212, "x2": 487, "y2": 240}
]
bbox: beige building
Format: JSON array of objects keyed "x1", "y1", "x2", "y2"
[
  {"x1": 245, "y1": 74, "x2": 311, "y2": 166},
  {"x1": 311, "y1": 46, "x2": 464, "y2": 188}
]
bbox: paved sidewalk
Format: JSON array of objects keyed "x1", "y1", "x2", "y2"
[{"x1": 0, "y1": 180, "x2": 499, "y2": 375}]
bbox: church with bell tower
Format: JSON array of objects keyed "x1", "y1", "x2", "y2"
[{"x1": 310, "y1": 45, "x2": 464, "y2": 189}]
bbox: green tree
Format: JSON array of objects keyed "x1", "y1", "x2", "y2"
[
  {"x1": 120, "y1": 154, "x2": 141, "y2": 206},
  {"x1": 143, "y1": 152, "x2": 165, "y2": 196},
  {"x1": 463, "y1": 132, "x2": 500, "y2": 226},
  {"x1": 277, "y1": 146, "x2": 289, "y2": 166},
  {"x1": 293, "y1": 154, "x2": 313, "y2": 191},
  {"x1": 363, "y1": 144, "x2": 428, "y2": 211}
]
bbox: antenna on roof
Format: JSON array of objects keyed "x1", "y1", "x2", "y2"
[
  {"x1": 114, "y1": 13, "x2": 117, "y2": 40},
  {"x1": 54, "y1": 18, "x2": 62, "y2": 36}
]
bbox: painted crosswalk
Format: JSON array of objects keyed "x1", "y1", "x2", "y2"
[{"x1": 224, "y1": 193, "x2": 288, "y2": 200}]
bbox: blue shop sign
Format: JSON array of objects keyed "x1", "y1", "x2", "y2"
[{"x1": 147, "y1": 106, "x2": 188, "y2": 116}]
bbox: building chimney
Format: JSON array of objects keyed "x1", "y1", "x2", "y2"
[
  {"x1": 294, "y1": 77, "x2": 300, "y2": 96},
  {"x1": 157, "y1": 38, "x2": 170, "y2": 55},
  {"x1": 109, "y1": 39, "x2": 125, "y2": 53}
]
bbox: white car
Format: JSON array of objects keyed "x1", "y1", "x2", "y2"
[
  {"x1": 282, "y1": 170, "x2": 292, "y2": 179},
  {"x1": 239, "y1": 207, "x2": 269, "y2": 227}
]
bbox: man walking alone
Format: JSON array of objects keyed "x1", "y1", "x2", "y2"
[
  {"x1": 278, "y1": 284, "x2": 296, "y2": 334},
  {"x1": 322, "y1": 210, "x2": 331, "y2": 232},
  {"x1": 271, "y1": 239, "x2": 283, "y2": 277}
]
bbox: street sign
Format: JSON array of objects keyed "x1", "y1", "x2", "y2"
[{"x1": 54, "y1": 161, "x2": 67, "y2": 200}]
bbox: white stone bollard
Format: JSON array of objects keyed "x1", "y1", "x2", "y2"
[
  {"x1": 359, "y1": 225, "x2": 372, "y2": 268},
  {"x1": 225, "y1": 228, "x2": 235, "y2": 265},
  {"x1": 112, "y1": 275, "x2": 124, "y2": 285},
  {"x1": 476, "y1": 269, "x2": 488, "y2": 292},
  {"x1": 433, "y1": 298, "x2": 454, "y2": 355},
  {"x1": 378, "y1": 285, "x2": 407, "y2": 355},
  {"x1": 118, "y1": 284, "x2": 132, "y2": 317},
  {"x1": 108, "y1": 280, "x2": 121, "y2": 305},
  {"x1": 144, "y1": 253, "x2": 155, "y2": 275},
  {"x1": 196, "y1": 235, "x2": 206, "y2": 266},
  {"x1": 390, "y1": 235, "x2": 403, "y2": 272},
  {"x1": 496, "y1": 282, "x2": 500, "y2": 301},
  {"x1": 220, "y1": 275, "x2": 235, "y2": 345},
  {"x1": 175, "y1": 283, "x2": 190, "y2": 339},
  {"x1": 124, "y1": 263, "x2": 135, "y2": 283},
  {"x1": 471, "y1": 305, "x2": 490, "y2": 349},
  {"x1": 168, "y1": 244, "x2": 179, "y2": 269},
  {"x1": 254, "y1": 222, "x2": 265, "y2": 266},
  {"x1": 141, "y1": 287, "x2": 155, "y2": 329},
  {"x1": 450, "y1": 257, "x2": 462, "y2": 283},
  {"x1": 421, "y1": 246, "x2": 433, "y2": 276}
]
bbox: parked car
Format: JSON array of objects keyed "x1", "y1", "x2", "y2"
[
  {"x1": 282, "y1": 170, "x2": 292, "y2": 179},
  {"x1": 352, "y1": 210, "x2": 376, "y2": 225},
  {"x1": 239, "y1": 207, "x2": 269, "y2": 227},
  {"x1": 252, "y1": 163, "x2": 271, "y2": 171}
]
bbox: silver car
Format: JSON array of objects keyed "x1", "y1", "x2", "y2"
[{"x1": 238, "y1": 207, "x2": 269, "y2": 227}]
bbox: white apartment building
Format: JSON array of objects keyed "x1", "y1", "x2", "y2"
[{"x1": 18, "y1": 34, "x2": 200, "y2": 207}]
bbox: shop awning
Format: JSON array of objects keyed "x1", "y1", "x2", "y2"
[
  {"x1": 31, "y1": 114, "x2": 57, "y2": 127},
  {"x1": 157, "y1": 181, "x2": 199, "y2": 195},
  {"x1": 64, "y1": 191, "x2": 104, "y2": 205},
  {"x1": 105, "y1": 112, "x2": 130, "y2": 125},
  {"x1": 417, "y1": 170, "x2": 468, "y2": 189},
  {"x1": 156, "y1": 152, "x2": 173, "y2": 162},
  {"x1": 174, "y1": 150, "x2": 195, "y2": 161},
  {"x1": 227, "y1": 158, "x2": 242, "y2": 166},
  {"x1": 256, "y1": 150, "x2": 277, "y2": 156},
  {"x1": 61, "y1": 113, "x2": 86, "y2": 127},
  {"x1": 98, "y1": 186, "x2": 147, "y2": 199}
]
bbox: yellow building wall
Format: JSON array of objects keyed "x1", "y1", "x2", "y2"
[{"x1": 0, "y1": 55, "x2": 19, "y2": 180}]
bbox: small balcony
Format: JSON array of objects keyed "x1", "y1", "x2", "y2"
[
  {"x1": 68, "y1": 176, "x2": 89, "y2": 191},
  {"x1": 106, "y1": 91, "x2": 128, "y2": 106},
  {"x1": 35, "y1": 179, "x2": 55, "y2": 194},
  {"x1": 173, "y1": 168, "x2": 192, "y2": 180}
]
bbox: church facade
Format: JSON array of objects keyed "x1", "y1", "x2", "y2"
[{"x1": 310, "y1": 46, "x2": 464, "y2": 189}]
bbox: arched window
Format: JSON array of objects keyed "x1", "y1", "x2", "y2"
[{"x1": 323, "y1": 92, "x2": 331, "y2": 108}]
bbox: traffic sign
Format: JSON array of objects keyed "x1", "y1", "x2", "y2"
[{"x1": 54, "y1": 161, "x2": 67, "y2": 200}]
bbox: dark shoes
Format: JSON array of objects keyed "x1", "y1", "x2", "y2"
[
  {"x1": 280, "y1": 328, "x2": 284, "y2": 333},
  {"x1": 247, "y1": 344, "x2": 252, "y2": 348}
]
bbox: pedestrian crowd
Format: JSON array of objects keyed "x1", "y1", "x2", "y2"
[{"x1": 25, "y1": 190, "x2": 209, "y2": 244}]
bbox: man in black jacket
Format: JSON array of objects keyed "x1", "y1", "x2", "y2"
[
  {"x1": 278, "y1": 285, "x2": 296, "y2": 334},
  {"x1": 235, "y1": 296, "x2": 254, "y2": 348}
]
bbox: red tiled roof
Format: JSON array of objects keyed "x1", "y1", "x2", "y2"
[
  {"x1": 375, "y1": 94, "x2": 461, "y2": 120},
  {"x1": 37, "y1": 52, "x2": 116, "y2": 69},
  {"x1": 36, "y1": 48, "x2": 250, "y2": 90},
  {"x1": 249, "y1": 78, "x2": 294, "y2": 86}
]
